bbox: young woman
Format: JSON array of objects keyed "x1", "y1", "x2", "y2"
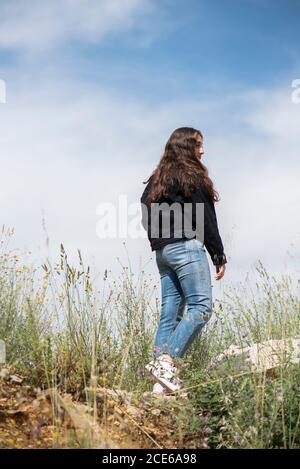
[{"x1": 140, "y1": 127, "x2": 227, "y2": 395}]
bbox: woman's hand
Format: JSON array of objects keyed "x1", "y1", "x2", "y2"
[{"x1": 215, "y1": 264, "x2": 226, "y2": 280}]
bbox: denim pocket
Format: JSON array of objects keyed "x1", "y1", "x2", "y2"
[{"x1": 185, "y1": 238, "x2": 205, "y2": 262}]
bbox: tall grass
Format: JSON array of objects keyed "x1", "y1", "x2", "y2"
[{"x1": 0, "y1": 225, "x2": 300, "y2": 448}]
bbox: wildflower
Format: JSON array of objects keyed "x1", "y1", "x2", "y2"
[
  {"x1": 32, "y1": 423, "x2": 42, "y2": 438},
  {"x1": 180, "y1": 362, "x2": 190, "y2": 369},
  {"x1": 205, "y1": 427, "x2": 213, "y2": 434},
  {"x1": 199, "y1": 414, "x2": 209, "y2": 422}
]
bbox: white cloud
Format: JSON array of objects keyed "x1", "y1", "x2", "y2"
[
  {"x1": 204, "y1": 85, "x2": 300, "y2": 270},
  {"x1": 244, "y1": 87, "x2": 300, "y2": 145},
  {"x1": 0, "y1": 0, "x2": 153, "y2": 51},
  {"x1": 0, "y1": 72, "x2": 299, "y2": 301}
]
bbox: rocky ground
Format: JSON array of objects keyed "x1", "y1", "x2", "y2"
[{"x1": 0, "y1": 366, "x2": 193, "y2": 449}]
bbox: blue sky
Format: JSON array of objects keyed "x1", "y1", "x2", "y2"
[
  {"x1": 1, "y1": 0, "x2": 300, "y2": 99},
  {"x1": 0, "y1": 0, "x2": 299, "y2": 297},
  {"x1": 74, "y1": 0, "x2": 300, "y2": 96}
]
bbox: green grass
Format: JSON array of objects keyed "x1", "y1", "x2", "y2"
[{"x1": 0, "y1": 225, "x2": 300, "y2": 448}]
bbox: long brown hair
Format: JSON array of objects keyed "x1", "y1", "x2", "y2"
[{"x1": 143, "y1": 127, "x2": 220, "y2": 204}]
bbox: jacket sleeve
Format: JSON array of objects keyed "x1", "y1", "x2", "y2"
[
  {"x1": 193, "y1": 186, "x2": 227, "y2": 266},
  {"x1": 140, "y1": 185, "x2": 150, "y2": 232}
]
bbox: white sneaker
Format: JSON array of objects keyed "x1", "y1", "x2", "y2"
[
  {"x1": 151, "y1": 374, "x2": 188, "y2": 399},
  {"x1": 152, "y1": 382, "x2": 182, "y2": 400},
  {"x1": 145, "y1": 357, "x2": 183, "y2": 393},
  {"x1": 152, "y1": 382, "x2": 165, "y2": 394}
]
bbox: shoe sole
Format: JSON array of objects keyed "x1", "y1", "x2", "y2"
[
  {"x1": 152, "y1": 385, "x2": 189, "y2": 400},
  {"x1": 145, "y1": 363, "x2": 182, "y2": 393}
]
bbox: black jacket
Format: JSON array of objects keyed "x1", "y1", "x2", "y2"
[{"x1": 140, "y1": 177, "x2": 227, "y2": 266}]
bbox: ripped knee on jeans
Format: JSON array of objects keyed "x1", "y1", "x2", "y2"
[{"x1": 202, "y1": 309, "x2": 212, "y2": 323}]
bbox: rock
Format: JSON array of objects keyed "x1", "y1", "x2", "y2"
[
  {"x1": 0, "y1": 367, "x2": 10, "y2": 380},
  {"x1": 212, "y1": 338, "x2": 300, "y2": 372},
  {"x1": 125, "y1": 405, "x2": 140, "y2": 418},
  {"x1": 9, "y1": 374, "x2": 23, "y2": 384}
]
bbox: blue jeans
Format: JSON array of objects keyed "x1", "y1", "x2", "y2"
[{"x1": 153, "y1": 238, "x2": 213, "y2": 359}]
